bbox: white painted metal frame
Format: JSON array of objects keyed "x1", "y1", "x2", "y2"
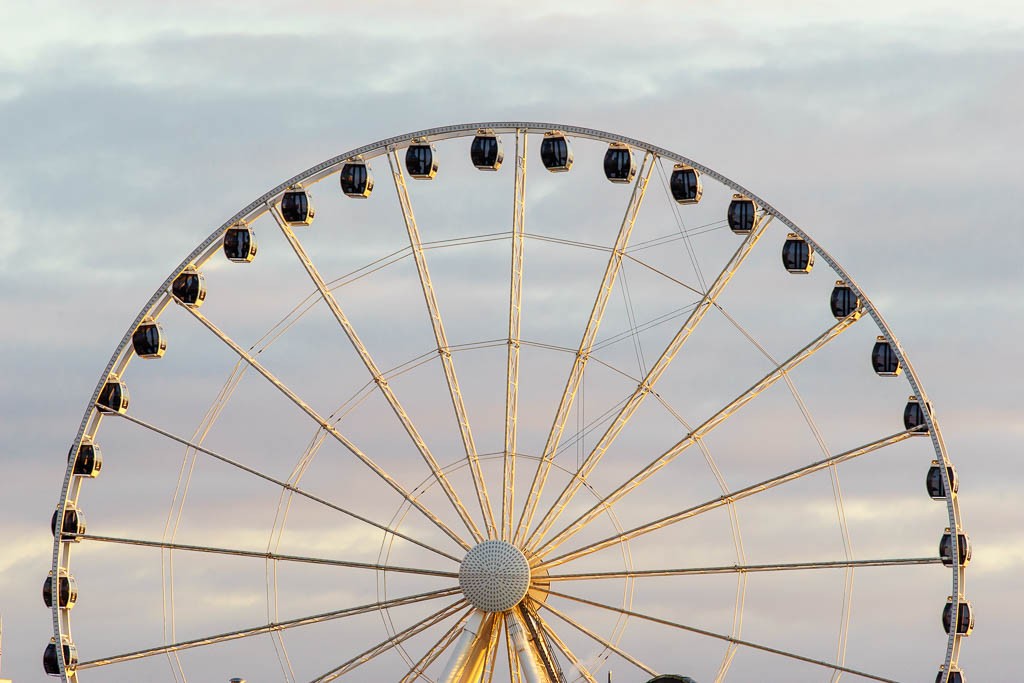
[
  {"x1": 51, "y1": 123, "x2": 963, "y2": 682},
  {"x1": 389, "y1": 149, "x2": 496, "y2": 542},
  {"x1": 515, "y1": 151, "x2": 655, "y2": 548}
]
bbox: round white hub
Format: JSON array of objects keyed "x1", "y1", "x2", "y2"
[{"x1": 459, "y1": 540, "x2": 531, "y2": 612}]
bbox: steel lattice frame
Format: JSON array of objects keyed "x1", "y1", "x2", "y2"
[{"x1": 50, "y1": 122, "x2": 966, "y2": 682}]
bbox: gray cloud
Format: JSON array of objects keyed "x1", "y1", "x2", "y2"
[{"x1": 2, "y1": 4, "x2": 1020, "y2": 681}]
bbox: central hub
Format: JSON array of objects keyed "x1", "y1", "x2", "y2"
[{"x1": 459, "y1": 540, "x2": 531, "y2": 612}]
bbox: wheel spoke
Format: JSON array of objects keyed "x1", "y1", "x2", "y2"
[
  {"x1": 78, "y1": 587, "x2": 459, "y2": 669},
  {"x1": 400, "y1": 608, "x2": 473, "y2": 683},
  {"x1": 312, "y1": 598, "x2": 466, "y2": 682},
  {"x1": 534, "y1": 314, "x2": 858, "y2": 557},
  {"x1": 389, "y1": 149, "x2": 497, "y2": 540},
  {"x1": 503, "y1": 129, "x2": 528, "y2": 541},
  {"x1": 540, "y1": 429, "x2": 915, "y2": 570},
  {"x1": 174, "y1": 301, "x2": 472, "y2": 550},
  {"x1": 547, "y1": 556, "x2": 943, "y2": 581},
  {"x1": 549, "y1": 589, "x2": 900, "y2": 683},
  {"x1": 524, "y1": 215, "x2": 775, "y2": 553},
  {"x1": 272, "y1": 205, "x2": 483, "y2": 544},
  {"x1": 514, "y1": 151, "x2": 656, "y2": 546},
  {"x1": 108, "y1": 410, "x2": 460, "y2": 562},
  {"x1": 78, "y1": 533, "x2": 459, "y2": 578},
  {"x1": 538, "y1": 599, "x2": 656, "y2": 676}
]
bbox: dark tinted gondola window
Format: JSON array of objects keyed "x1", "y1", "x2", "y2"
[
  {"x1": 604, "y1": 148, "x2": 632, "y2": 179},
  {"x1": 52, "y1": 507, "x2": 85, "y2": 537},
  {"x1": 172, "y1": 271, "x2": 204, "y2": 305},
  {"x1": 871, "y1": 338, "x2": 900, "y2": 375},
  {"x1": 830, "y1": 285, "x2": 859, "y2": 318},
  {"x1": 943, "y1": 601, "x2": 972, "y2": 635},
  {"x1": 728, "y1": 199, "x2": 755, "y2": 233},
  {"x1": 224, "y1": 230, "x2": 240, "y2": 254},
  {"x1": 341, "y1": 163, "x2": 372, "y2": 196},
  {"x1": 44, "y1": 575, "x2": 76, "y2": 609},
  {"x1": 224, "y1": 227, "x2": 256, "y2": 262},
  {"x1": 133, "y1": 323, "x2": 163, "y2": 357},
  {"x1": 43, "y1": 643, "x2": 60, "y2": 675},
  {"x1": 281, "y1": 191, "x2": 309, "y2": 223},
  {"x1": 783, "y1": 238, "x2": 813, "y2": 272},
  {"x1": 43, "y1": 641, "x2": 77, "y2": 673},
  {"x1": 940, "y1": 531, "x2": 970, "y2": 566},
  {"x1": 670, "y1": 168, "x2": 700, "y2": 202},
  {"x1": 471, "y1": 136, "x2": 502, "y2": 169},
  {"x1": 73, "y1": 442, "x2": 102, "y2": 476},
  {"x1": 406, "y1": 145, "x2": 435, "y2": 177},
  {"x1": 926, "y1": 465, "x2": 948, "y2": 498},
  {"x1": 63, "y1": 509, "x2": 78, "y2": 534},
  {"x1": 904, "y1": 400, "x2": 929, "y2": 431},
  {"x1": 98, "y1": 380, "x2": 128, "y2": 412},
  {"x1": 541, "y1": 137, "x2": 571, "y2": 170}
]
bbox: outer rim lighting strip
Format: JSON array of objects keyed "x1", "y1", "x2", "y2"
[{"x1": 52, "y1": 121, "x2": 961, "y2": 679}]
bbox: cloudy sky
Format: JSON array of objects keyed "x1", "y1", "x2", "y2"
[{"x1": 1, "y1": 2, "x2": 1021, "y2": 682}]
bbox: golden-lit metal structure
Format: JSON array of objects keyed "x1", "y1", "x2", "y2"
[
  {"x1": 270, "y1": 202, "x2": 485, "y2": 544},
  {"x1": 530, "y1": 313, "x2": 860, "y2": 560},
  {"x1": 514, "y1": 150, "x2": 655, "y2": 548},
  {"x1": 389, "y1": 148, "x2": 497, "y2": 542},
  {"x1": 504, "y1": 130, "x2": 528, "y2": 542},
  {"x1": 49, "y1": 123, "x2": 965, "y2": 683},
  {"x1": 522, "y1": 199, "x2": 768, "y2": 555}
]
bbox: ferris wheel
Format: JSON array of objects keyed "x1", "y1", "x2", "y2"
[{"x1": 47, "y1": 122, "x2": 970, "y2": 683}]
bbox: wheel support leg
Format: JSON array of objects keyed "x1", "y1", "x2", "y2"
[
  {"x1": 508, "y1": 612, "x2": 552, "y2": 683},
  {"x1": 439, "y1": 611, "x2": 493, "y2": 683}
]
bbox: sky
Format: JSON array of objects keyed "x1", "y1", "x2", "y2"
[{"x1": 1, "y1": 2, "x2": 1022, "y2": 682}]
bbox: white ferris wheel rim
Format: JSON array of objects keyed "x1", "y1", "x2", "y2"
[{"x1": 49, "y1": 122, "x2": 965, "y2": 682}]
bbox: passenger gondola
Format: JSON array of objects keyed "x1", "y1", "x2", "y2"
[
  {"x1": 340, "y1": 157, "x2": 374, "y2": 197},
  {"x1": 470, "y1": 130, "x2": 503, "y2": 171},
  {"x1": 132, "y1": 318, "x2": 166, "y2": 359},
  {"x1": 43, "y1": 637, "x2": 78, "y2": 676},
  {"x1": 97, "y1": 376, "x2": 129, "y2": 413},
  {"x1": 171, "y1": 266, "x2": 206, "y2": 306},
  {"x1": 936, "y1": 667, "x2": 966, "y2": 683},
  {"x1": 727, "y1": 194, "x2": 758, "y2": 234},
  {"x1": 940, "y1": 530, "x2": 972, "y2": 567},
  {"x1": 942, "y1": 597, "x2": 974, "y2": 636},
  {"x1": 540, "y1": 131, "x2": 573, "y2": 172},
  {"x1": 670, "y1": 164, "x2": 702, "y2": 204},
  {"x1": 69, "y1": 438, "x2": 102, "y2": 478},
  {"x1": 604, "y1": 142, "x2": 636, "y2": 183},
  {"x1": 406, "y1": 140, "x2": 438, "y2": 179},
  {"x1": 224, "y1": 224, "x2": 258, "y2": 263},
  {"x1": 51, "y1": 504, "x2": 86, "y2": 540},
  {"x1": 43, "y1": 572, "x2": 79, "y2": 609},
  {"x1": 782, "y1": 234, "x2": 815, "y2": 274},
  {"x1": 830, "y1": 281, "x2": 860, "y2": 319},
  {"x1": 280, "y1": 187, "x2": 315, "y2": 225},
  {"x1": 926, "y1": 461, "x2": 958, "y2": 499},
  {"x1": 871, "y1": 336, "x2": 901, "y2": 376},
  {"x1": 647, "y1": 676, "x2": 699, "y2": 683},
  {"x1": 904, "y1": 396, "x2": 932, "y2": 433}
]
